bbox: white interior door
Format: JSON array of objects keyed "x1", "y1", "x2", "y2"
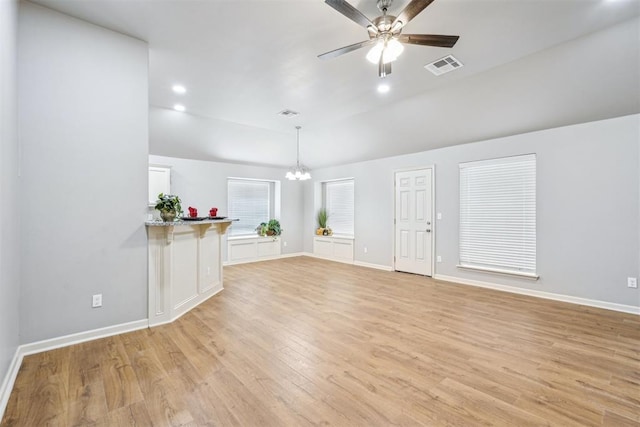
[{"x1": 395, "y1": 168, "x2": 433, "y2": 276}]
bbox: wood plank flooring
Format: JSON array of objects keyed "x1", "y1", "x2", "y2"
[{"x1": 2, "y1": 256, "x2": 639, "y2": 426}]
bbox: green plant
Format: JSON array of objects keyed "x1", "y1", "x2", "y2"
[
  {"x1": 267, "y1": 219, "x2": 282, "y2": 236},
  {"x1": 317, "y1": 208, "x2": 328, "y2": 229},
  {"x1": 256, "y1": 222, "x2": 268, "y2": 236},
  {"x1": 154, "y1": 193, "x2": 183, "y2": 216}
]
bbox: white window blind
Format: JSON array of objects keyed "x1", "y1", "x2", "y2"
[
  {"x1": 459, "y1": 154, "x2": 537, "y2": 277},
  {"x1": 228, "y1": 179, "x2": 270, "y2": 236},
  {"x1": 325, "y1": 179, "x2": 354, "y2": 236}
]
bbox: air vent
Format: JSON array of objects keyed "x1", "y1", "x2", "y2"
[
  {"x1": 425, "y1": 55, "x2": 463, "y2": 76},
  {"x1": 277, "y1": 109, "x2": 300, "y2": 118}
]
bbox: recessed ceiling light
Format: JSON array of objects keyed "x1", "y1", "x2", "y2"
[
  {"x1": 377, "y1": 83, "x2": 390, "y2": 94},
  {"x1": 172, "y1": 85, "x2": 186, "y2": 94},
  {"x1": 173, "y1": 104, "x2": 185, "y2": 112}
]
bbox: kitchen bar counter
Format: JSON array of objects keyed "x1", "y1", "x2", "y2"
[{"x1": 145, "y1": 218, "x2": 235, "y2": 326}]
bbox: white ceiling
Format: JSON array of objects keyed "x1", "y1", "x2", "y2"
[{"x1": 31, "y1": 0, "x2": 640, "y2": 168}]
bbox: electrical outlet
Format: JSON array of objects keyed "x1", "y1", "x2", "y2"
[
  {"x1": 364, "y1": 247, "x2": 368, "y2": 253},
  {"x1": 92, "y1": 294, "x2": 102, "y2": 308},
  {"x1": 628, "y1": 277, "x2": 638, "y2": 288},
  {"x1": 437, "y1": 213, "x2": 442, "y2": 220},
  {"x1": 207, "y1": 266, "x2": 211, "y2": 275},
  {"x1": 436, "y1": 256, "x2": 442, "y2": 263},
  {"x1": 283, "y1": 241, "x2": 287, "y2": 247}
]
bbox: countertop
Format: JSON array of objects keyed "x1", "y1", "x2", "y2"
[{"x1": 145, "y1": 218, "x2": 236, "y2": 227}]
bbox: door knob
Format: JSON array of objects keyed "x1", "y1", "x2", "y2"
[{"x1": 426, "y1": 229, "x2": 431, "y2": 232}]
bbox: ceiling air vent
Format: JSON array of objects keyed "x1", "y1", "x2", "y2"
[
  {"x1": 425, "y1": 55, "x2": 463, "y2": 76},
  {"x1": 277, "y1": 109, "x2": 300, "y2": 118}
]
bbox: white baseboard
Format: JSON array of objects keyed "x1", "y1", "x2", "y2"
[
  {"x1": 0, "y1": 318, "x2": 148, "y2": 420},
  {"x1": 0, "y1": 347, "x2": 22, "y2": 421},
  {"x1": 434, "y1": 274, "x2": 640, "y2": 315},
  {"x1": 223, "y1": 252, "x2": 305, "y2": 266},
  {"x1": 19, "y1": 319, "x2": 149, "y2": 356},
  {"x1": 353, "y1": 260, "x2": 393, "y2": 271},
  {"x1": 305, "y1": 252, "x2": 355, "y2": 266},
  {"x1": 228, "y1": 252, "x2": 395, "y2": 273}
]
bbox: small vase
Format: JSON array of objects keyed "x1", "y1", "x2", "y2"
[{"x1": 160, "y1": 210, "x2": 176, "y2": 222}]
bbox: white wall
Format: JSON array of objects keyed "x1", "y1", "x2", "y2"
[
  {"x1": 18, "y1": 3, "x2": 149, "y2": 343},
  {"x1": 305, "y1": 115, "x2": 640, "y2": 308},
  {"x1": 149, "y1": 154, "x2": 305, "y2": 256},
  {"x1": 0, "y1": 0, "x2": 20, "y2": 400}
]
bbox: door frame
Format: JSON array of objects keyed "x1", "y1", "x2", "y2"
[{"x1": 392, "y1": 165, "x2": 436, "y2": 276}]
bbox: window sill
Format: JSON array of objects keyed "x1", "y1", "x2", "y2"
[{"x1": 456, "y1": 264, "x2": 539, "y2": 280}]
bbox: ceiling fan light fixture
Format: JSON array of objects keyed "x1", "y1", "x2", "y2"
[
  {"x1": 384, "y1": 38, "x2": 404, "y2": 62},
  {"x1": 366, "y1": 41, "x2": 384, "y2": 64},
  {"x1": 366, "y1": 38, "x2": 404, "y2": 64}
]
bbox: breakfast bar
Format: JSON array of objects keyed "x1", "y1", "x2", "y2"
[{"x1": 146, "y1": 218, "x2": 234, "y2": 327}]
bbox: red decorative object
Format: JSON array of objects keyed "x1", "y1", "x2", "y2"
[
  {"x1": 209, "y1": 207, "x2": 218, "y2": 217},
  {"x1": 188, "y1": 206, "x2": 198, "y2": 218}
]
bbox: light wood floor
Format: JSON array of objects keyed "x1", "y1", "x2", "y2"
[{"x1": 2, "y1": 257, "x2": 639, "y2": 426}]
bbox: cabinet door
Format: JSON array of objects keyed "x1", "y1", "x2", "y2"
[{"x1": 149, "y1": 166, "x2": 171, "y2": 205}]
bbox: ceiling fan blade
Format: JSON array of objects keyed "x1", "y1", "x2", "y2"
[
  {"x1": 397, "y1": 34, "x2": 459, "y2": 48},
  {"x1": 318, "y1": 39, "x2": 376, "y2": 60},
  {"x1": 391, "y1": 0, "x2": 435, "y2": 29},
  {"x1": 325, "y1": 0, "x2": 374, "y2": 29}
]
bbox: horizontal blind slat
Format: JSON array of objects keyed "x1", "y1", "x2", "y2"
[{"x1": 460, "y1": 154, "x2": 536, "y2": 275}]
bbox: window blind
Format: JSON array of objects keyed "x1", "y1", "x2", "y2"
[
  {"x1": 325, "y1": 179, "x2": 354, "y2": 236},
  {"x1": 228, "y1": 179, "x2": 270, "y2": 236},
  {"x1": 459, "y1": 154, "x2": 537, "y2": 276}
]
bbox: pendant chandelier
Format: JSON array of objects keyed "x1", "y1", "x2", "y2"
[{"x1": 285, "y1": 126, "x2": 311, "y2": 181}]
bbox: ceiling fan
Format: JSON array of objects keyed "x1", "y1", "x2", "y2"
[{"x1": 318, "y1": 0, "x2": 459, "y2": 78}]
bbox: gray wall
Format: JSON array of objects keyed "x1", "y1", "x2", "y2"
[
  {"x1": 0, "y1": 0, "x2": 20, "y2": 393},
  {"x1": 149, "y1": 154, "x2": 305, "y2": 256},
  {"x1": 18, "y1": 3, "x2": 149, "y2": 343},
  {"x1": 305, "y1": 115, "x2": 640, "y2": 308}
]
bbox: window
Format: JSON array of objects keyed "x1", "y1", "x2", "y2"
[
  {"x1": 324, "y1": 179, "x2": 354, "y2": 236},
  {"x1": 459, "y1": 154, "x2": 537, "y2": 277},
  {"x1": 228, "y1": 179, "x2": 271, "y2": 236}
]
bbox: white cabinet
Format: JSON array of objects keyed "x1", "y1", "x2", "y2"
[
  {"x1": 227, "y1": 236, "x2": 282, "y2": 264},
  {"x1": 313, "y1": 236, "x2": 354, "y2": 263},
  {"x1": 148, "y1": 165, "x2": 171, "y2": 205}
]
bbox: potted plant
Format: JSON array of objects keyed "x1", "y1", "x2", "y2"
[
  {"x1": 267, "y1": 219, "x2": 282, "y2": 236},
  {"x1": 256, "y1": 222, "x2": 268, "y2": 236},
  {"x1": 154, "y1": 193, "x2": 183, "y2": 222},
  {"x1": 316, "y1": 208, "x2": 332, "y2": 236}
]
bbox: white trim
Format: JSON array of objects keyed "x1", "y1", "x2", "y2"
[
  {"x1": 353, "y1": 260, "x2": 393, "y2": 271},
  {"x1": 312, "y1": 234, "x2": 355, "y2": 240},
  {"x1": 150, "y1": 287, "x2": 223, "y2": 328},
  {"x1": 457, "y1": 264, "x2": 539, "y2": 280},
  {"x1": 224, "y1": 255, "x2": 281, "y2": 266},
  {"x1": 0, "y1": 318, "x2": 148, "y2": 420},
  {"x1": 19, "y1": 319, "x2": 149, "y2": 356},
  {"x1": 0, "y1": 347, "x2": 22, "y2": 421},
  {"x1": 225, "y1": 252, "x2": 387, "y2": 268},
  {"x1": 306, "y1": 252, "x2": 354, "y2": 266},
  {"x1": 434, "y1": 274, "x2": 640, "y2": 315},
  {"x1": 223, "y1": 251, "x2": 304, "y2": 266}
]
